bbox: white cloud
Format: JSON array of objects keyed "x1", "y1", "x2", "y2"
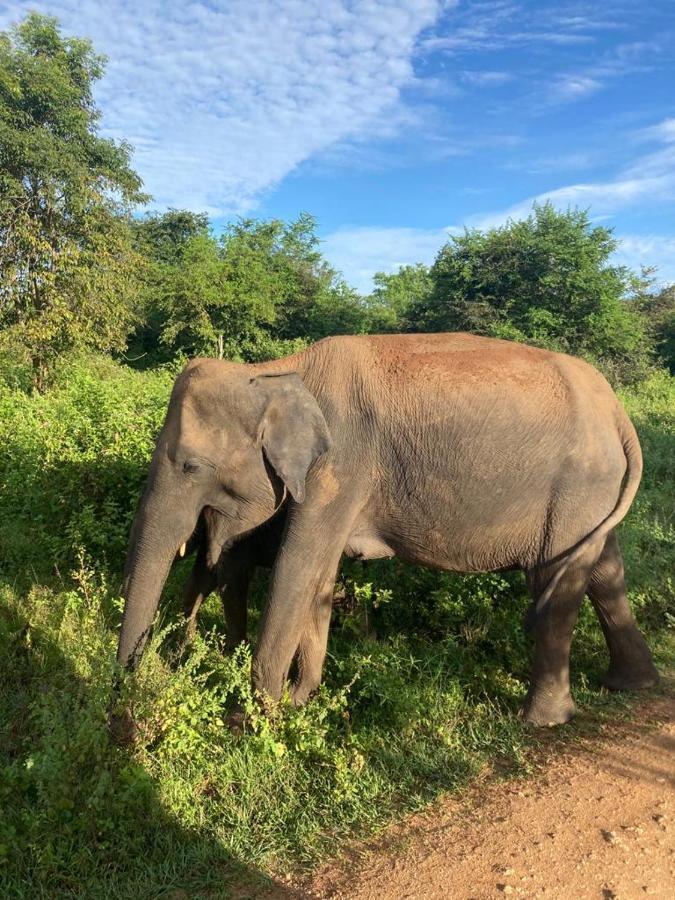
[
  {"x1": 469, "y1": 175, "x2": 674, "y2": 232},
  {"x1": 613, "y1": 235, "x2": 675, "y2": 287},
  {"x1": 421, "y1": 0, "x2": 621, "y2": 55},
  {"x1": 532, "y1": 39, "x2": 661, "y2": 111},
  {"x1": 323, "y1": 117, "x2": 675, "y2": 291},
  {"x1": 547, "y1": 74, "x2": 602, "y2": 103},
  {"x1": 322, "y1": 225, "x2": 455, "y2": 293},
  {"x1": 504, "y1": 151, "x2": 597, "y2": 175},
  {"x1": 0, "y1": 1, "x2": 443, "y2": 214},
  {"x1": 637, "y1": 118, "x2": 675, "y2": 144},
  {"x1": 459, "y1": 69, "x2": 513, "y2": 86}
]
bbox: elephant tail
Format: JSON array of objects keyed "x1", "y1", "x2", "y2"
[{"x1": 535, "y1": 409, "x2": 643, "y2": 614}]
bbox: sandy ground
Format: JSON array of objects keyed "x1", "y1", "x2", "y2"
[{"x1": 269, "y1": 692, "x2": 675, "y2": 900}]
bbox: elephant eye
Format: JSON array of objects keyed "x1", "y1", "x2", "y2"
[{"x1": 183, "y1": 460, "x2": 200, "y2": 475}]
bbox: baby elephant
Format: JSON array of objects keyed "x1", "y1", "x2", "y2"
[{"x1": 181, "y1": 509, "x2": 285, "y2": 651}]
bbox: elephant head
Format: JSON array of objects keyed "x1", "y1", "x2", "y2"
[{"x1": 116, "y1": 358, "x2": 331, "y2": 669}]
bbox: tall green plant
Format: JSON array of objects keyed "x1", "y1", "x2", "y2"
[
  {"x1": 365, "y1": 263, "x2": 433, "y2": 332},
  {"x1": 153, "y1": 214, "x2": 366, "y2": 361},
  {"x1": 0, "y1": 13, "x2": 146, "y2": 389}
]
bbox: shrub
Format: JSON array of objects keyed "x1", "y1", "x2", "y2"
[{"x1": 0, "y1": 355, "x2": 173, "y2": 580}]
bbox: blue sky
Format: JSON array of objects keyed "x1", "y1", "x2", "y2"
[{"x1": 1, "y1": 0, "x2": 674, "y2": 291}]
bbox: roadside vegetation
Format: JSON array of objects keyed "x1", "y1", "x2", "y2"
[{"x1": 0, "y1": 13, "x2": 673, "y2": 898}]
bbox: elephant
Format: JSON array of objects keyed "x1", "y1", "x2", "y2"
[
  {"x1": 116, "y1": 333, "x2": 659, "y2": 726},
  {"x1": 180, "y1": 507, "x2": 285, "y2": 650}
]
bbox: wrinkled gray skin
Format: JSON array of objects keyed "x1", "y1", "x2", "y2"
[{"x1": 117, "y1": 334, "x2": 658, "y2": 725}]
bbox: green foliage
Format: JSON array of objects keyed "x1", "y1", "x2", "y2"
[
  {"x1": 639, "y1": 283, "x2": 675, "y2": 373},
  {"x1": 0, "y1": 357, "x2": 672, "y2": 896},
  {"x1": 0, "y1": 355, "x2": 173, "y2": 579},
  {"x1": 130, "y1": 212, "x2": 367, "y2": 364},
  {"x1": 132, "y1": 209, "x2": 211, "y2": 265},
  {"x1": 365, "y1": 263, "x2": 433, "y2": 332},
  {"x1": 410, "y1": 204, "x2": 653, "y2": 382},
  {"x1": 0, "y1": 14, "x2": 673, "y2": 897},
  {"x1": 0, "y1": 14, "x2": 146, "y2": 389}
]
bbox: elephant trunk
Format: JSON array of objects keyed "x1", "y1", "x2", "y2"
[
  {"x1": 116, "y1": 547, "x2": 173, "y2": 669},
  {"x1": 117, "y1": 491, "x2": 196, "y2": 669}
]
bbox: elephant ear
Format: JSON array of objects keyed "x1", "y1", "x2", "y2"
[{"x1": 252, "y1": 372, "x2": 332, "y2": 503}]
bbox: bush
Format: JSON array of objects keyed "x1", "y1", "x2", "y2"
[
  {"x1": 0, "y1": 355, "x2": 173, "y2": 580},
  {"x1": 409, "y1": 204, "x2": 654, "y2": 384}
]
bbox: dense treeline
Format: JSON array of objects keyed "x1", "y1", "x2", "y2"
[
  {"x1": 1, "y1": 14, "x2": 673, "y2": 392},
  {"x1": 0, "y1": 14, "x2": 673, "y2": 897}
]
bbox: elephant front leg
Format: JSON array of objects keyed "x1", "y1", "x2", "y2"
[
  {"x1": 252, "y1": 510, "x2": 351, "y2": 705},
  {"x1": 289, "y1": 579, "x2": 335, "y2": 706},
  {"x1": 218, "y1": 556, "x2": 252, "y2": 651}
]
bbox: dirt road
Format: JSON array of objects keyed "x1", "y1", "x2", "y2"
[{"x1": 281, "y1": 694, "x2": 675, "y2": 900}]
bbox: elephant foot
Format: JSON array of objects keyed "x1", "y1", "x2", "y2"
[
  {"x1": 601, "y1": 664, "x2": 660, "y2": 692},
  {"x1": 109, "y1": 705, "x2": 139, "y2": 747},
  {"x1": 522, "y1": 685, "x2": 576, "y2": 727},
  {"x1": 225, "y1": 706, "x2": 247, "y2": 735},
  {"x1": 224, "y1": 636, "x2": 249, "y2": 655},
  {"x1": 289, "y1": 682, "x2": 318, "y2": 707}
]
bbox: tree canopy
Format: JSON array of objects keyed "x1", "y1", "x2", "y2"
[
  {"x1": 408, "y1": 204, "x2": 653, "y2": 381},
  {"x1": 1, "y1": 14, "x2": 671, "y2": 390},
  {"x1": 130, "y1": 212, "x2": 368, "y2": 365},
  {"x1": 365, "y1": 263, "x2": 432, "y2": 333},
  {"x1": 639, "y1": 283, "x2": 675, "y2": 373},
  {"x1": 0, "y1": 13, "x2": 146, "y2": 388}
]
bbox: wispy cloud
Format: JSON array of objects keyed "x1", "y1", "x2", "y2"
[
  {"x1": 469, "y1": 176, "x2": 672, "y2": 232},
  {"x1": 422, "y1": 0, "x2": 620, "y2": 55},
  {"x1": 504, "y1": 151, "x2": 598, "y2": 175},
  {"x1": 536, "y1": 37, "x2": 666, "y2": 109},
  {"x1": 547, "y1": 74, "x2": 602, "y2": 102},
  {"x1": 323, "y1": 116, "x2": 675, "y2": 290},
  {"x1": 460, "y1": 70, "x2": 513, "y2": 86},
  {"x1": 322, "y1": 225, "x2": 456, "y2": 293},
  {"x1": 636, "y1": 117, "x2": 675, "y2": 144},
  {"x1": 614, "y1": 235, "x2": 675, "y2": 286},
  {"x1": 0, "y1": 0, "x2": 443, "y2": 214}
]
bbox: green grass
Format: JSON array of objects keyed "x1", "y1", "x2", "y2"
[{"x1": 0, "y1": 360, "x2": 673, "y2": 898}]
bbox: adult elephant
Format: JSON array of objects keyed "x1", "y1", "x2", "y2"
[{"x1": 116, "y1": 334, "x2": 658, "y2": 725}]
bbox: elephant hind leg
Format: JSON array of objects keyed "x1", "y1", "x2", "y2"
[
  {"x1": 587, "y1": 531, "x2": 659, "y2": 691},
  {"x1": 523, "y1": 541, "x2": 604, "y2": 726},
  {"x1": 523, "y1": 571, "x2": 537, "y2": 633}
]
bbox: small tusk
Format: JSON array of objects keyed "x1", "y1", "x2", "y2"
[{"x1": 179, "y1": 543, "x2": 186, "y2": 558}]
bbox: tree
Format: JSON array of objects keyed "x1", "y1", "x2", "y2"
[
  {"x1": 0, "y1": 13, "x2": 145, "y2": 389},
  {"x1": 409, "y1": 204, "x2": 652, "y2": 381},
  {"x1": 639, "y1": 283, "x2": 675, "y2": 373},
  {"x1": 265, "y1": 213, "x2": 367, "y2": 341},
  {"x1": 132, "y1": 208, "x2": 210, "y2": 264},
  {"x1": 155, "y1": 214, "x2": 368, "y2": 361},
  {"x1": 127, "y1": 209, "x2": 210, "y2": 364},
  {"x1": 365, "y1": 263, "x2": 432, "y2": 332}
]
